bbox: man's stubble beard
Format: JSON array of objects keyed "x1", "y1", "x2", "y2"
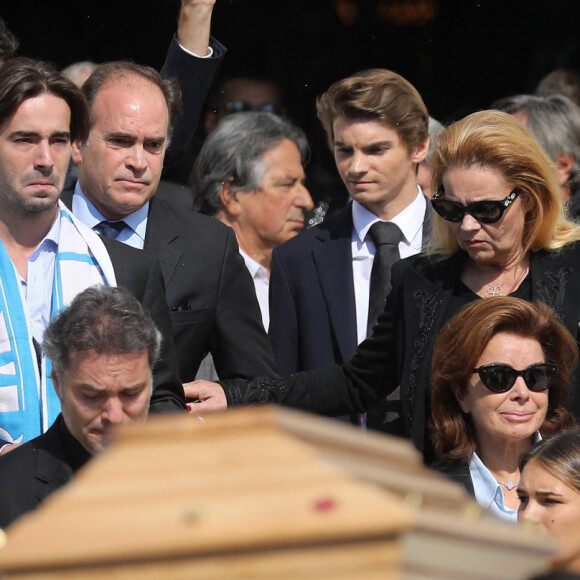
[{"x1": 0, "y1": 171, "x2": 62, "y2": 221}]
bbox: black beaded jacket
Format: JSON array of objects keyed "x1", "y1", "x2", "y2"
[{"x1": 223, "y1": 244, "x2": 580, "y2": 458}]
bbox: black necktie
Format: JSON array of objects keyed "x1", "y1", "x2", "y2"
[
  {"x1": 366, "y1": 221, "x2": 403, "y2": 433},
  {"x1": 366, "y1": 221, "x2": 402, "y2": 336},
  {"x1": 94, "y1": 220, "x2": 126, "y2": 240}
]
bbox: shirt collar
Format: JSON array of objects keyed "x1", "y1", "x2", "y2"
[
  {"x1": 239, "y1": 248, "x2": 269, "y2": 280},
  {"x1": 47, "y1": 211, "x2": 61, "y2": 243},
  {"x1": 72, "y1": 183, "x2": 149, "y2": 243},
  {"x1": 351, "y1": 186, "x2": 426, "y2": 244},
  {"x1": 469, "y1": 451, "x2": 501, "y2": 512},
  {"x1": 30, "y1": 208, "x2": 61, "y2": 258}
]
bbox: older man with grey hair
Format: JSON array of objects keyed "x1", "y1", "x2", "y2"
[
  {"x1": 191, "y1": 112, "x2": 314, "y2": 330},
  {"x1": 492, "y1": 93, "x2": 580, "y2": 218},
  {"x1": 0, "y1": 285, "x2": 161, "y2": 529}
]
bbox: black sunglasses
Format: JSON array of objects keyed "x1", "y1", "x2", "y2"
[
  {"x1": 472, "y1": 362, "x2": 557, "y2": 393},
  {"x1": 431, "y1": 188, "x2": 520, "y2": 224}
]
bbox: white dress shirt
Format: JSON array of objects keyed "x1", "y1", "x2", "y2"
[
  {"x1": 469, "y1": 452, "x2": 518, "y2": 523},
  {"x1": 239, "y1": 249, "x2": 270, "y2": 331},
  {"x1": 15, "y1": 215, "x2": 60, "y2": 344},
  {"x1": 469, "y1": 433, "x2": 541, "y2": 523}
]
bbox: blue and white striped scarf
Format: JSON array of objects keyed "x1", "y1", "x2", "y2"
[{"x1": 0, "y1": 202, "x2": 116, "y2": 444}]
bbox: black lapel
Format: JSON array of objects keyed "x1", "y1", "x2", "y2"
[
  {"x1": 530, "y1": 245, "x2": 580, "y2": 339},
  {"x1": 400, "y1": 253, "x2": 463, "y2": 443},
  {"x1": 311, "y1": 205, "x2": 358, "y2": 359},
  {"x1": 33, "y1": 420, "x2": 79, "y2": 504},
  {"x1": 144, "y1": 195, "x2": 182, "y2": 286}
]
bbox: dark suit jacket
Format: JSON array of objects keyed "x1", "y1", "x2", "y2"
[
  {"x1": 269, "y1": 201, "x2": 433, "y2": 374},
  {"x1": 160, "y1": 35, "x2": 226, "y2": 170},
  {"x1": 0, "y1": 415, "x2": 90, "y2": 529},
  {"x1": 143, "y1": 188, "x2": 278, "y2": 382},
  {"x1": 225, "y1": 243, "x2": 580, "y2": 458},
  {"x1": 62, "y1": 186, "x2": 277, "y2": 383},
  {"x1": 102, "y1": 236, "x2": 185, "y2": 411},
  {"x1": 62, "y1": 33, "x2": 276, "y2": 383},
  {"x1": 269, "y1": 204, "x2": 358, "y2": 374}
]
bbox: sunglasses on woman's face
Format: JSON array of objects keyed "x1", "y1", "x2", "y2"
[
  {"x1": 431, "y1": 188, "x2": 520, "y2": 224},
  {"x1": 472, "y1": 362, "x2": 557, "y2": 393}
]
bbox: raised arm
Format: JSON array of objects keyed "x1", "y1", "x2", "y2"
[
  {"x1": 162, "y1": 0, "x2": 227, "y2": 169},
  {"x1": 176, "y1": 0, "x2": 216, "y2": 56}
]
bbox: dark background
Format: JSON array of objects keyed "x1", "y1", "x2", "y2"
[
  {"x1": 4, "y1": 1, "x2": 580, "y2": 123},
  {"x1": 3, "y1": 0, "x2": 580, "y2": 198}
]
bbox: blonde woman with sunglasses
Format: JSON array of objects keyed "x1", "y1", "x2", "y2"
[{"x1": 188, "y1": 110, "x2": 580, "y2": 464}]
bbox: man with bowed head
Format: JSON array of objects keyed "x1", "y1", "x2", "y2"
[{"x1": 0, "y1": 285, "x2": 162, "y2": 529}]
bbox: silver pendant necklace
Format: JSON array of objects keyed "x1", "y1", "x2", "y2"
[
  {"x1": 486, "y1": 283, "x2": 503, "y2": 297},
  {"x1": 484, "y1": 264, "x2": 527, "y2": 298},
  {"x1": 497, "y1": 479, "x2": 519, "y2": 491}
]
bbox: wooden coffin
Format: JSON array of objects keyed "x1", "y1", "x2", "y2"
[{"x1": 0, "y1": 405, "x2": 556, "y2": 579}]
